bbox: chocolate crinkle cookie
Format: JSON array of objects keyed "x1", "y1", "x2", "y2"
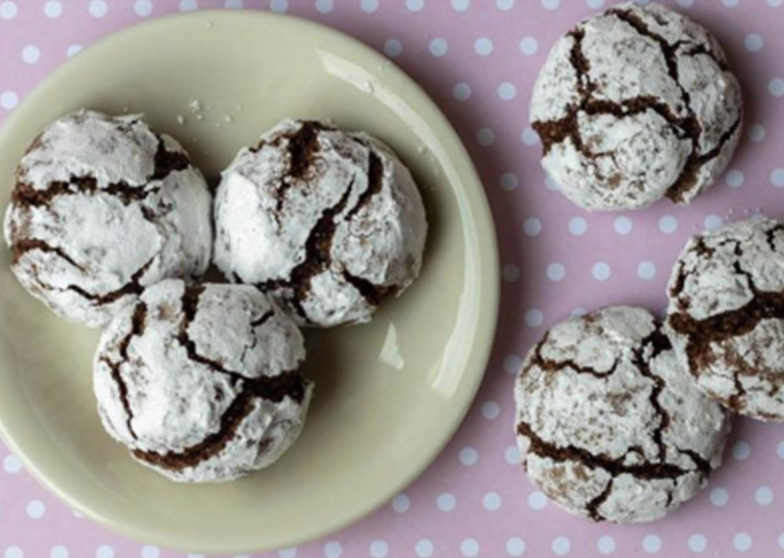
[
  {"x1": 529, "y1": 1, "x2": 742, "y2": 211},
  {"x1": 3, "y1": 110, "x2": 212, "y2": 328},
  {"x1": 515, "y1": 306, "x2": 730, "y2": 524},
  {"x1": 667, "y1": 216, "x2": 784, "y2": 421},
  {"x1": 213, "y1": 119, "x2": 428, "y2": 328},
  {"x1": 94, "y1": 279, "x2": 312, "y2": 483}
]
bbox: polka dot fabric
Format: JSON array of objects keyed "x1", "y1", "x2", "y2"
[{"x1": 0, "y1": 0, "x2": 782, "y2": 556}]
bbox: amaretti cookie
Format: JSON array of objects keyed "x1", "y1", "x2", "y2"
[
  {"x1": 530, "y1": 1, "x2": 742, "y2": 211},
  {"x1": 3, "y1": 110, "x2": 212, "y2": 327},
  {"x1": 667, "y1": 217, "x2": 784, "y2": 421},
  {"x1": 514, "y1": 306, "x2": 730, "y2": 523},
  {"x1": 94, "y1": 279, "x2": 312, "y2": 483},
  {"x1": 213, "y1": 119, "x2": 428, "y2": 328}
]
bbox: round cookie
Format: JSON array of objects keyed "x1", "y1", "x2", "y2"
[
  {"x1": 529, "y1": 1, "x2": 741, "y2": 211},
  {"x1": 514, "y1": 306, "x2": 730, "y2": 523},
  {"x1": 94, "y1": 279, "x2": 312, "y2": 483},
  {"x1": 667, "y1": 217, "x2": 784, "y2": 421},
  {"x1": 4, "y1": 110, "x2": 212, "y2": 328},
  {"x1": 213, "y1": 119, "x2": 428, "y2": 328}
]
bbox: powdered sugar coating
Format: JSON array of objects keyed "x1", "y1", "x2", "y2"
[
  {"x1": 3, "y1": 110, "x2": 212, "y2": 327},
  {"x1": 667, "y1": 217, "x2": 784, "y2": 421},
  {"x1": 529, "y1": 1, "x2": 742, "y2": 211},
  {"x1": 213, "y1": 119, "x2": 427, "y2": 327},
  {"x1": 515, "y1": 306, "x2": 730, "y2": 523},
  {"x1": 94, "y1": 279, "x2": 311, "y2": 483}
]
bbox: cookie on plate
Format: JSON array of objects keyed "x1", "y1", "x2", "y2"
[
  {"x1": 94, "y1": 279, "x2": 312, "y2": 483},
  {"x1": 667, "y1": 216, "x2": 784, "y2": 421},
  {"x1": 213, "y1": 119, "x2": 428, "y2": 328},
  {"x1": 514, "y1": 306, "x2": 730, "y2": 523},
  {"x1": 3, "y1": 110, "x2": 212, "y2": 327},
  {"x1": 529, "y1": 1, "x2": 741, "y2": 211}
]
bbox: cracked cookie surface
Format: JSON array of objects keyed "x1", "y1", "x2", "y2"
[
  {"x1": 529, "y1": 1, "x2": 741, "y2": 211},
  {"x1": 514, "y1": 306, "x2": 730, "y2": 523},
  {"x1": 3, "y1": 110, "x2": 212, "y2": 327},
  {"x1": 94, "y1": 279, "x2": 311, "y2": 483},
  {"x1": 667, "y1": 217, "x2": 784, "y2": 421},
  {"x1": 213, "y1": 119, "x2": 428, "y2": 328}
]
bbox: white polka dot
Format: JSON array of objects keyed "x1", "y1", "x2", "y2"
[
  {"x1": 568, "y1": 217, "x2": 587, "y2": 236},
  {"x1": 769, "y1": 78, "x2": 784, "y2": 97},
  {"x1": 677, "y1": 0, "x2": 694, "y2": 5},
  {"x1": 391, "y1": 493, "x2": 410, "y2": 512},
  {"x1": 597, "y1": 536, "x2": 615, "y2": 555},
  {"x1": 141, "y1": 547, "x2": 159, "y2": 558},
  {"x1": 745, "y1": 34, "x2": 763, "y2": 52},
  {"x1": 748, "y1": 124, "x2": 765, "y2": 142},
  {"x1": 22, "y1": 45, "x2": 40, "y2": 64},
  {"x1": 772, "y1": 169, "x2": 784, "y2": 187},
  {"x1": 642, "y1": 535, "x2": 661, "y2": 554},
  {"x1": 66, "y1": 44, "x2": 82, "y2": 57},
  {"x1": 95, "y1": 546, "x2": 114, "y2": 558},
  {"x1": 224, "y1": 0, "x2": 243, "y2": 7},
  {"x1": 541, "y1": 0, "x2": 559, "y2": 9},
  {"x1": 779, "y1": 533, "x2": 784, "y2": 550},
  {"x1": 709, "y1": 487, "x2": 728, "y2": 507},
  {"x1": 659, "y1": 215, "x2": 678, "y2": 234},
  {"x1": 453, "y1": 83, "x2": 471, "y2": 101},
  {"x1": 613, "y1": 216, "x2": 632, "y2": 235},
  {"x1": 482, "y1": 401, "x2": 500, "y2": 420},
  {"x1": 498, "y1": 82, "x2": 517, "y2": 101},
  {"x1": 769, "y1": 0, "x2": 783, "y2": 6},
  {"x1": 0, "y1": 91, "x2": 18, "y2": 110},
  {"x1": 528, "y1": 491, "x2": 547, "y2": 510},
  {"x1": 721, "y1": 0, "x2": 739, "y2": 6},
  {"x1": 496, "y1": 0, "x2": 514, "y2": 9},
  {"x1": 552, "y1": 536, "x2": 570, "y2": 556},
  {"x1": 571, "y1": 307, "x2": 587, "y2": 317},
  {"x1": 519, "y1": 37, "x2": 538, "y2": 55},
  {"x1": 474, "y1": 38, "x2": 493, "y2": 56},
  {"x1": 461, "y1": 539, "x2": 479, "y2": 557},
  {"x1": 187, "y1": 555, "x2": 204, "y2": 558},
  {"x1": 725, "y1": 169, "x2": 744, "y2": 188},
  {"x1": 704, "y1": 214, "x2": 723, "y2": 230},
  {"x1": 524, "y1": 218, "x2": 542, "y2": 236},
  {"x1": 592, "y1": 262, "x2": 611, "y2": 281},
  {"x1": 89, "y1": 0, "x2": 108, "y2": 17},
  {"x1": 477, "y1": 127, "x2": 495, "y2": 146},
  {"x1": 406, "y1": 0, "x2": 424, "y2": 12},
  {"x1": 733, "y1": 533, "x2": 751, "y2": 552},
  {"x1": 429, "y1": 38, "x2": 448, "y2": 57},
  {"x1": 521, "y1": 127, "x2": 539, "y2": 145},
  {"x1": 180, "y1": 0, "x2": 198, "y2": 10},
  {"x1": 637, "y1": 262, "x2": 656, "y2": 281},
  {"x1": 506, "y1": 538, "x2": 525, "y2": 556},
  {"x1": 733, "y1": 441, "x2": 751, "y2": 460},
  {"x1": 688, "y1": 534, "x2": 707, "y2": 553},
  {"x1": 369, "y1": 541, "x2": 388, "y2": 558},
  {"x1": 0, "y1": 1, "x2": 17, "y2": 19},
  {"x1": 50, "y1": 547, "x2": 68, "y2": 558},
  {"x1": 361, "y1": 0, "x2": 378, "y2": 12},
  {"x1": 483, "y1": 492, "x2": 502, "y2": 511},
  {"x1": 26, "y1": 500, "x2": 45, "y2": 519},
  {"x1": 459, "y1": 446, "x2": 478, "y2": 466},
  {"x1": 437, "y1": 492, "x2": 456, "y2": 512},
  {"x1": 525, "y1": 309, "x2": 544, "y2": 328},
  {"x1": 547, "y1": 263, "x2": 566, "y2": 282},
  {"x1": 587, "y1": 0, "x2": 605, "y2": 7},
  {"x1": 451, "y1": 0, "x2": 469, "y2": 10},
  {"x1": 44, "y1": 1, "x2": 63, "y2": 18},
  {"x1": 500, "y1": 172, "x2": 519, "y2": 191},
  {"x1": 755, "y1": 486, "x2": 773, "y2": 505},
  {"x1": 323, "y1": 542, "x2": 342, "y2": 558},
  {"x1": 505, "y1": 445, "x2": 520, "y2": 465},
  {"x1": 545, "y1": 176, "x2": 559, "y2": 190},
  {"x1": 415, "y1": 540, "x2": 433, "y2": 558},
  {"x1": 504, "y1": 354, "x2": 522, "y2": 374},
  {"x1": 5, "y1": 548, "x2": 23, "y2": 558},
  {"x1": 503, "y1": 264, "x2": 520, "y2": 282},
  {"x1": 270, "y1": 0, "x2": 288, "y2": 12},
  {"x1": 314, "y1": 0, "x2": 332, "y2": 12},
  {"x1": 383, "y1": 39, "x2": 402, "y2": 58},
  {"x1": 134, "y1": 0, "x2": 152, "y2": 16},
  {"x1": 278, "y1": 550, "x2": 296, "y2": 558}
]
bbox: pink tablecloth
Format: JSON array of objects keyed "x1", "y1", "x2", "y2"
[{"x1": 1, "y1": 0, "x2": 784, "y2": 557}]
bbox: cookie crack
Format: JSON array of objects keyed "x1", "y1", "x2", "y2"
[
  {"x1": 634, "y1": 326, "x2": 674, "y2": 462},
  {"x1": 66, "y1": 257, "x2": 154, "y2": 305},
  {"x1": 10, "y1": 238, "x2": 84, "y2": 270},
  {"x1": 342, "y1": 271, "x2": 395, "y2": 307},
  {"x1": 585, "y1": 478, "x2": 613, "y2": 521},
  {"x1": 529, "y1": 332, "x2": 620, "y2": 378},
  {"x1": 345, "y1": 150, "x2": 384, "y2": 221}
]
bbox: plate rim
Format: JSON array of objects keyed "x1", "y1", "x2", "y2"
[{"x1": 0, "y1": 9, "x2": 500, "y2": 553}]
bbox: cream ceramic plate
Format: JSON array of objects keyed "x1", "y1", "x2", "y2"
[{"x1": 0, "y1": 11, "x2": 498, "y2": 554}]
